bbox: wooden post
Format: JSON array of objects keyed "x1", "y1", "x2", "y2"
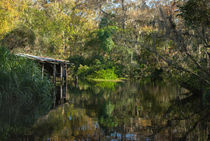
[
  {"x1": 60, "y1": 64, "x2": 63, "y2": 83},
  {"x1": 41, "y1": 63, "x2": 44, "y2": 79},
  {"x1": 63, "y1": 83, "x2": 66, "y2": 101},
  {"x1": 53, "y1": 64, "x2": 57, "y2": 107},
  {"x1": 60, "y1": 84, "x2": 63, "y2": 103},
  {"x1": 64, "y1": 63, "x2": 67, "y2": 82},
  {"x1": 53, "y1": 64, "x2": 56, "y2": 85},
  {"x1": 64, "y1": 63, "x2": 68, "y2": 99},
  {"x1": 60, "y1": 66, "x2": 63, "y2": 98}
]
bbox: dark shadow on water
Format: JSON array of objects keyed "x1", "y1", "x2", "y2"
[
  {"x1": 1, "y1": 80, "x2": 210, "y2": 141},
  {"x1": 54, "y1": 84, "x2": 68, "y2": 106}
]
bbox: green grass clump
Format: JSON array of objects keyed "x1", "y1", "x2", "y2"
[{"x1": 93, "y1": 68, "x2": 118, "y2": 80}]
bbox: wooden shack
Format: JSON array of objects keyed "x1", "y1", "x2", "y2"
[
  {"x1": 16, "y1": 54, "x2": 70, "y2": 104},
  {"x1": 16, "y1": 54, "x2": 69, "y2": 83}
]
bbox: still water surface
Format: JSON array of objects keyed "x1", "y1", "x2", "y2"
[{"x1": 2, "y1": 80, "x2": 210, "y2": 140}]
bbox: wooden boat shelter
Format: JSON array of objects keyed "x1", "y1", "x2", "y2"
[
  {"x1": 16, "y1": 54, "x2": 69, "y2": 85},
  {"x1": 16, "y1": 54, "x2": 70, "y2": 106}
]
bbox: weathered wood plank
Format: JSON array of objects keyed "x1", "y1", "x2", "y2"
[
  {"x1": 16, "y1": 53, "x2": 70, "y2": 64},
  {"x1": 60, "y1": 64, "x2": 63, "y2": 82}
]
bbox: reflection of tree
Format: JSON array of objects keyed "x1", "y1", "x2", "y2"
[
  {"x1": 95, "y1": 81, "x2": 117, "y2": 90},
  {"x1": 151, "y1": 94, "x2": 210, "y2": 140},
  {"x1": 68, "y1": 81, "x2": 173, "y2": 137},
  {"x1": 32, "y1": 103, "x2": 99, "y2": 140},
  {"x1": 68, "y1": 80, "x2": 209, "y2": 140},
  {"x1": 0, "y1": 88, "x2": 53, "y2": 140},
  {"x1": 21, "y1": 80, "x2": 208, "y2": 140}
]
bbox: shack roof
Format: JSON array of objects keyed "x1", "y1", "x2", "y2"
[{"x1": 16, "y1": 54, "x2": 70, "y2": 64}]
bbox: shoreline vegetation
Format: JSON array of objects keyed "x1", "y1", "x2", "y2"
[
  {"x1": 88, "y1": 78, "x2": 126, "y2": 82},
  {"x1": 0, "y1": 47, "x2": 53, "y2": 140}
]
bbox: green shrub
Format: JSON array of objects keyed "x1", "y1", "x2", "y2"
[
  {"x1": 77, "y1": 65, "x2": 93, "y2": 77},
  {"x1": 93, "y1": 68, "x2": 118, "y2": 80},
  {"x1": 68, "y1": 55, "x2": 87, "y2": 72},
  {"x1": 0, "y1": 47, "x2": 53, "y2": 139}
]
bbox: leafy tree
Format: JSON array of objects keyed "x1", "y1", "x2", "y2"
[
  {"x1": 0, "y1": 0, "x2": 27, "y2": 39},
  {"x1": 154, "y1": 0, "x2": 210, "y2": 93},
  {"x1": 1, "y1": 25, "x2": 36, "y2": 51}
]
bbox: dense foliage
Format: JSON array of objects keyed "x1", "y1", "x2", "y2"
[{"x1": 0, "y1": 47, "x2": 53, "y2": 140}]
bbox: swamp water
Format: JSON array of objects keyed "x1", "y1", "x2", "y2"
[{"x1": 1, "y1": 80, "x2": 209, "y2": 141}]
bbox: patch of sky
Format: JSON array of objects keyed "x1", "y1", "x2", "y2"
[{"x1": 125, "y1": 133, "x2": 136, "y2": 140}]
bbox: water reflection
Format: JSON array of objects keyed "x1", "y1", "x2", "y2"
[
  {"x1": 54, "y1": 84, "x2": 68, "y2": 106},
  {"x1": 1, "y1": 80, "x2": 210, "y2": 140},
  {"x1": 32, "y1": 103, "x2": 99, "y2": 140},
  {"x1": 0, "y1": 87, "x2": 53, "y2": 141}
]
